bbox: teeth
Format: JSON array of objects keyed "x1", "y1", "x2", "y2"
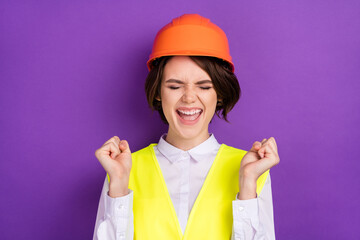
[{"x1": 178, "y1": 109, "x2": 202, "y2": 115}]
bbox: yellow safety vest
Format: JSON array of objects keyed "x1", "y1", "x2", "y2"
[{"x1": 107, "y1": 143, "x2": 269, "y2": 239}]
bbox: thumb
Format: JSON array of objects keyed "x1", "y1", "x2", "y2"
[
  {"x1": 249, "y1": 141, "x2": 261, "y2": 153},
  {"x1": 119, "y1": 140, "x2": 131, "y2": 154}
]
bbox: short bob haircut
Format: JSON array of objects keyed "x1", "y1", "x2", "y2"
[{"x1": 145, "y1": 56, "x2": 241, "y2": 124}]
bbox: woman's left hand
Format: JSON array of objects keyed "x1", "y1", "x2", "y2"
[{"x1": 238, "y1": 137, "x2": 280, "y2": 199}]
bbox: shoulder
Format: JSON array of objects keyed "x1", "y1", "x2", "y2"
[
  {"x1": 131, "y1": 144, "x2": 157, "y2": 159},
  {"x1": 220, "y1": 143, "x2": 248, "y2": 156}
]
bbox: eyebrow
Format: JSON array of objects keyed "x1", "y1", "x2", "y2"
[{"x1": 165, "y1": 79, "x2": 212, "y2": 84}]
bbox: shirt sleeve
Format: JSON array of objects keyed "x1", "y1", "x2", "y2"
[
  {"x1": 93, "y1": 176, "x2": 134, "y2": 240},
  {"x1": 231, "y1": 173, "x2": 275, "y2": 240}
]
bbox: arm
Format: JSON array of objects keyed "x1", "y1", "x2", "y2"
[
  {"x1": 93, "y1": 176, "x2": 134, "y2": 240},
  {"x1": 231, "y1": 174, "x2": 275, "y2": 240},
  {"x1": 93, "y1": 136, "x2": 134, "y2": 239},
  {"x1": 231, "y1": 137, "x2": 279, "y2": 240}
]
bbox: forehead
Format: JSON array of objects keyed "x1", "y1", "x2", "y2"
[{"x1": 162, "y1": 56, "x2": 211, "y2": 81}]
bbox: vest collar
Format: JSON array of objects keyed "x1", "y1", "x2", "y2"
[{"x1": 156, "y1": 133, "x2": 221, "y2": 163}]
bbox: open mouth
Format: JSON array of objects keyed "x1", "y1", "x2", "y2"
[{"x1": 176, "y1": 109, "x2": 203, "y2": 123}]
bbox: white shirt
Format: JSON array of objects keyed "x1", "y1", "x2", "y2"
[{"x1": 93, "y1": 134, "x2": 275, "y2": 240}]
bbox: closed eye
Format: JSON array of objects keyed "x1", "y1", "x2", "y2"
[
  {"x1": 169, "y1": 86, "x2": 180, "y2": 90},
  {"x1": 168, "y1": 86, "x2": 212, "y2": 90}
]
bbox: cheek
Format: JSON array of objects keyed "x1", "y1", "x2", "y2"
[
  {"x1": 199, "y1": 91, "x2": 217, "y2": 118},
  {"x1": 205, "y1": 91, "x2": 218, "y2": 109},
  {"x1": 160, "y1": 89, "x2": 178, "y2": 113}
]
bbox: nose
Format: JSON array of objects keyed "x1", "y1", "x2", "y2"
[{"x1": 181, "y1": 85, "x2": 196, "y2": 103}]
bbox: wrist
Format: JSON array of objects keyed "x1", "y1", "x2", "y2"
[
  {"x1": 238, "y1": 176, "x2": 257, "y2": 200},
  {"x1": 108, "y1": 177, "x2": 129, "y2": 198}
]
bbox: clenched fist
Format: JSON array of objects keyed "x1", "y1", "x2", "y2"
[
  {"x1": 238, "y1": 137, "x2": 280, "y2": 200},
  {"x1": 95, "y1": 136, "x2": 132, "y2": 197}
]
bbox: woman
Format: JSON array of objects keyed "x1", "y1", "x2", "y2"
[{"x1": 93, "y1": 14, "x2": 279, "y2": 240}]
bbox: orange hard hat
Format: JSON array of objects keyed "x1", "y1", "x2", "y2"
[{"x1": 147, "y1": 14, "x2": 234, "y2": 72}]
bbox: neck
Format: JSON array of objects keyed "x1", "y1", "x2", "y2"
[{"x1": 165, "y1": 127, "x2": 210, "y2": 151}]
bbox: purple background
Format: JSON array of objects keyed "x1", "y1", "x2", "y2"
[{"x1": 1, "y1": 1, "x2": 359, "y2": 239}]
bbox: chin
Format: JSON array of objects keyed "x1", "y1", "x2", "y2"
[
  {"x1": 172, "y1": 119, "x2": 209, "y2": 141},
  {"x1": 177, "y1": 127, "x2": 203, "y2": 139}
]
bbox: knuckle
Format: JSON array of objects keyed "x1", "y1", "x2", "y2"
[{"x1": 94, "y1": 149, "x2": 102, "y2": 158}]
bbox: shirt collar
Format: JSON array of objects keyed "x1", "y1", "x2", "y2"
[{"x1": 157, "y1": 133, "x2": 221, "y2": 163}]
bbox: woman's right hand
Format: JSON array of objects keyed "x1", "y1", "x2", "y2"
[{"x1": 95, "y1": 136, "x2": 132, "y2": 197}]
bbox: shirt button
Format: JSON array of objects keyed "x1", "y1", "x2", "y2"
[
  {"x1": 118, "y1": 204, "x2": 125, "y2": 210},
  {"x1": 119, "y1": 233, "x2": 125, "y2": 239},
  {"x1": 238, "y1": 206, "x2": 244, "y2": 211}
]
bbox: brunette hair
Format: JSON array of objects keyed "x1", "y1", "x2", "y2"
[{"x1": 145, "y1": 56, "x2": 241, "y2": 124}]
